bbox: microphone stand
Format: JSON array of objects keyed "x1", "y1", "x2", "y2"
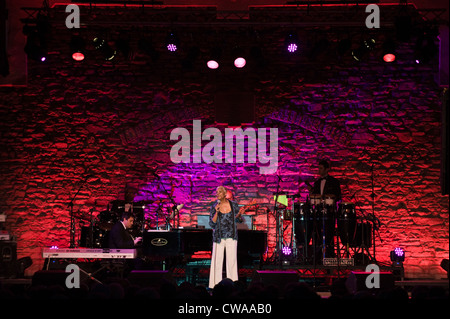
[
  {"x1": 68, "y1": 178, "x2": 88, "y2": 248},
  {"x1": 153, "y1": 172, "x2": 179, "y2": 229},
  {"x1": 273, "y1": 175, "x2": 282, "y2": 267}
]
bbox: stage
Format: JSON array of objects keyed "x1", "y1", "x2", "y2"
[{"x1": 0, "y1": 0, "x2": 449, "y2": 304}]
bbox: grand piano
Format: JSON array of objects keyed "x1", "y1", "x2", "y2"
[{"x1": 142, "y1": 229, "x2": 267, "y2": 266}]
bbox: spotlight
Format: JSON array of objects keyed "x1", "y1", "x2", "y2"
[
  {"x1": 206, "y1": 48, "x2": 221, "y2": 70},
  {"x1": 414, "y1": 33, "x2": 438, "y2": 64},
  {"x1": 390, "y1": 247, "x2": 405, "y2": 262},
  {"x1": 382, "y1": 38, "x2": 396, "y2": 63},
  {"x1": 207, "y1": 60, "x2": 219, "y2": 69},
  {"x1": 93, "y1": 37, "x2": 116, "y2": 61},
  {"x1": 282, "y1": 246, "x2": 292, "y2": 256},
  {"x1": 232, "y1": 46, "x2": 246, "y2": 68},
  {"x1": 352, "y1": 38, "x2": 376, "y2": 62},
  {"x1": 234, "y1": 57, "x2": 246, "y2": 68},
  {"x1": 24, "y1": 30, "x2": 47, "y2": 62},
  {"x1": 285, "y1": 33, "x2": 299, "y2": 53},
  {"x1": 70, "y1": 35, "x2": 85, "y2": 61},
  {"x1": 165, "y1": 32, "x2": 179, "y2": 52}
]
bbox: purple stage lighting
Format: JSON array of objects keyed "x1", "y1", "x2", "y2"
[
  {"x1": 166, "y1": 32, "x2": 179, "y2": 52},
  {"x1": 285, "y1": 33, "x2": 299, "y2": 53},
  {"x1": 282, "y1": 246, "x2": 292, "y2": 256},
  {"x1": 207, "y1": 60, "x2": 219, "y2": 69},
  {"x1": 287, "y1": 43, "x2": 298, "y2": 53},
  {"x1": 234, "y1": 57, "x2": 246, "y2": 68},
  {"x1": 167, "y1": 43, "x2": 177, "y2": 52},
  {"x1": 390, "y1": 247, "x2": 405, "y2": 262}
]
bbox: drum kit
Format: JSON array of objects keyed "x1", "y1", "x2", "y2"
[
  {"x1": 278, "y1": 193, "x2": 374, "y2": 265},
  {"x1": 77, "y1": 199, "x2": 180, "y2": 248}
]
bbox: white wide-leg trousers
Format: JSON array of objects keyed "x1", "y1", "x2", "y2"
[{"x1": 208, "y1": 238, "x2": 238, "y2": 289}]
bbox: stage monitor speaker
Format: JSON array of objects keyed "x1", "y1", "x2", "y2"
[
  {"x1": 345, "y1": 271, "x2": 394, "y2": 295},
  {"x1": 127, "y1": 270, "x2": 174, "y2": 288},
  {"x1": 215, "y1": 90, "x2": 255, "y2": 126},
  {"x1": 252, "y1": 270, "x2": 299, "y2": 291},
  {"x1": 0, "y1": 241, "x2": 17, "y2": 277}
]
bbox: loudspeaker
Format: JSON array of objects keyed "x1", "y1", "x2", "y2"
[
  {"x1": 252, "y1": 270, "x2": 299, "y2": 290},
  {"x1": 345, "y1": 271, "x2": 394, "y2": 294},
  {"x1": 127, "y1": 270, "x2": 174, "y2": 288},
  {"x1": 0, "y1": 241, "x2": 17, "y2": 277}
]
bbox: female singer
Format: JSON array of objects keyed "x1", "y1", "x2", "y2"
[{"x1": 208, "y1": 186, "x2": 244, "y2": 289}]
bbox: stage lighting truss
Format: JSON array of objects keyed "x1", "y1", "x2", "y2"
[{"x1": 19, "y1": 4, "x2": 444, "y2": 68}]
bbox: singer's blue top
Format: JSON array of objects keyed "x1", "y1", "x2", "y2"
[{"x1": 209, "y1": 200, "x2": 242, "y2": 243}]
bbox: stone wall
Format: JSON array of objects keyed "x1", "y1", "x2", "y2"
[{"x1": 0, "y1": 6, "x2": 448, "y2": 278}]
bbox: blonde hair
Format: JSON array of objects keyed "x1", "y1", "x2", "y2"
[{"x1": 216, "y1": 186, "x2": 226, "y2": 192}]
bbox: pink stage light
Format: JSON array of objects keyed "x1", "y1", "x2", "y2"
[
  {"x1": 167, "y1": 43, "x2": 177, "y2": 52},
  {"x1": 72, "y1": 52, "x2": 85, "y2": 61},
  {"x1": 287, "y1": 43, "x2": 298, "y2": 53},
  {"x1": 234, "y1": 57, "x2": 246, "y2": 68},
  {"x1": 383, "y1": 53, "x2": 396, "y2": 63},
  {"x1": 207, "y1": 60, "x2": 219, "y2": 69}
]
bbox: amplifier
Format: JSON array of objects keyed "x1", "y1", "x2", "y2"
[{"x1": 323, "y1": 258, "x2": 354, "y2": 266}]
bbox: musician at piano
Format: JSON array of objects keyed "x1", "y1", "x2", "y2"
[
  {"x1": 208, "y1": 186, "x2": 246, "y2": 289},
  {"x1": 108, "y1": 211, "x2": 142, "y2": 249}
]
